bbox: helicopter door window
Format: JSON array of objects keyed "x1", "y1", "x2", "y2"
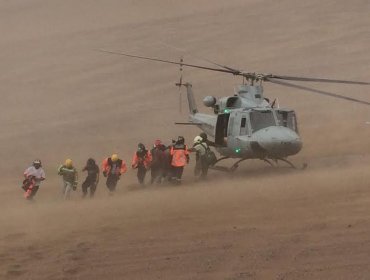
[{"x1": 250, "y1": 110, "x2": 276, "y2": 132}]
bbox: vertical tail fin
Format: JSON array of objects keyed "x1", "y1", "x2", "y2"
[
  {"x1": 184, "y1": 83, "x2": 198, "y2": 115},
  {"x1": 175, "y1": 82, "x2": 198, "y2": 115}
]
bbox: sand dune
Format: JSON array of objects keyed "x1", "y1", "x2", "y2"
[{"x1": 1, "y1": 0, "x2": 370, "y2": 279}]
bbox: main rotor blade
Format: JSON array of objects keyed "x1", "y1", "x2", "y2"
[
  {"x1": 158, "y1": 41, "x2": 242, "y2": 73},
  {"x1": 270, "y1": 75, "x2": 370, "y2": 85},
  {"x1": 98, "y1": 49, "x2": 239, "y2": 75},
  {"x1": 268, "y1": 78, "x2": 370, "y2": 106}
]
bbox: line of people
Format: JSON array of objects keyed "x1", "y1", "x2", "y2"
[{"x1": 21, "y1": 133, "x2": 217, "y2": 201}]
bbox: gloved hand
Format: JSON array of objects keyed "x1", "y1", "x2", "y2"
[{"x1": 103, "y1": 171, "x2": 107, "y2": 177}]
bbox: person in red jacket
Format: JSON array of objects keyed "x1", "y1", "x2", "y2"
[
  {"x1": 102, "y1": 154, "x2": 127, "y2": 193},
  {"x1": 170, "y1": 136, "x2": 189, "y2": 185},
  {"x1": 132, "y1": 143, "x2": 152, "y2": 185}
]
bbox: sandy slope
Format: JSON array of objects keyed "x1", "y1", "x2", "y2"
[{"x1": 1, "y1": 0, "x2": 370, "y2": 279}]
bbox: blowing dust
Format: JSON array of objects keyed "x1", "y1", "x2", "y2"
[{"x1": 1, "y1": 0, "x2": 370, "y2": 279}]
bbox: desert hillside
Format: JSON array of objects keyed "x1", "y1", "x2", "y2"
[{"x1": 1, "y1": 1, "x2": 370, "y2": 279}]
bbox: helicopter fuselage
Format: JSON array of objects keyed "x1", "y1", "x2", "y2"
[
  {"x1": 185, "y1": 83, "x2": 302, "y2": 160},
  {"x1": 192, "y1": 107, "x2": 302, "y2": 160}
]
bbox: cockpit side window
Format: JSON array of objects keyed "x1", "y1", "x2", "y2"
[
  {"x1": 226, "y1": 97, "x2": 241, "y2": 108},
  {"x1": 250, "y1": 110, "x2": 276, "y2": 132},
  {"x1": 277, "y1": 110, "x2": 298, "y2": 132}
]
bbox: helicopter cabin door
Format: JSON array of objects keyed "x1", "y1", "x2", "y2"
[
  {"x1": 215, "y1": 113, "x2": 230, "y2": 146},
  {"x1": 228, "y1": 111, "x2": 245, "y2": 136}
]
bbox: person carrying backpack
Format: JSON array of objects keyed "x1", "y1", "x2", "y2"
[
  {"x1": 190, "y1": 136, "x2": 210, "y2": 180},
  {"x1": 22, "y1": 159, "x2": 46, "y2": 200},
  {"x1": 58, "y1": 159, "x2": 78, "y2": 200}
]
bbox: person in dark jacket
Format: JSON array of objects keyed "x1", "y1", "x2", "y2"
[
  {"x1": 81, "y1": 158, "x2": 99, "y2": 198},
  {"x1": 200, "y1": 132, "x2": 216, "y2": 147},
  {"x1": 150, "y1": 140, "x2": 167, "y2": 184},
  {"x1": 132, "y1": 143, "x2": 152, "y2": 185}
]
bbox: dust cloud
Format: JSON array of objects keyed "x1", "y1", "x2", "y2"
[{"x1": 1, "y1": 1, "x2": 370, "y2": 279}]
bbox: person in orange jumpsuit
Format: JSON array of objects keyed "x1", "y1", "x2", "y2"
[
  {"x1": 132, "y1": 143, "x2": 152, "y2": 185},
  {"x1": 102, "y1": 154, "x2": 127, "y2": 193},
  {"x1": 170, "y1": 136, "x2": 189, "y2": 185}
]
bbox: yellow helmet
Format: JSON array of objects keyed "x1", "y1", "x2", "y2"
[
  {"x1": 65, "y1": 159, "x2": 73, "y2": 168},
  {"x1": 111, "y1": 154, "x2": 118, "y2": 162}
]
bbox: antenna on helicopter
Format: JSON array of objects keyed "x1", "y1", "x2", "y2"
[
  {"x1": 270, "y1": 98, "x2": 280, "y2": 109},
  {"x1": 177, "y1": 56, "x2": 184, "y2": 113}
]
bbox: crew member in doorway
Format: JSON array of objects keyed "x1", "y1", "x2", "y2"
[
  {"x1": 170, "y1": 136, "x2": 189, "y2": 185},
  {"x1": 200, "y1": 132, "x2": 215, "y2": 147},
  {"x1": 190, "y1": 136, "x2": 209, "y2": 180},
  {"x1": 22, "y1": 159, "x2": 46, "y2": 200},
  {"x1": 132, "y1": 143, "x2": 152, "y2": 185},
  {"x1": 81, "y1": 158, "x2": 99, "y2": 198},
  {"x1": 58, "y1": 159, "x2": 78, "y2": 200},
  {"x1": 102, "y1": 154, "x2": 127, "y2": 194}
]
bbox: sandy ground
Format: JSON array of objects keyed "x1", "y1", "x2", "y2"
[{"x1": 1, "y1": 0, "x2": 370, "y2": 279}]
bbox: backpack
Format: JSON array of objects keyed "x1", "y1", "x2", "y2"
[
  {"x1": 21, "y1": 177, "x2": 34, "y2": 191},
  {"x1": 200, "y1": 143, "x2": 217, "y2": 166}
]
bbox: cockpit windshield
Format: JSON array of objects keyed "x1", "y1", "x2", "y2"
[
  {"x1": 249, "y1": 110, "x2": 276, "y2": 132},
  {"x1": 277, "y1": 110, "x2": 298, "y2": 132}
]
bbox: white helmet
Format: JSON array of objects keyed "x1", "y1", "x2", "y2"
[{"x1": 193, "y1": 136, "x2": 203, "y2": 144}]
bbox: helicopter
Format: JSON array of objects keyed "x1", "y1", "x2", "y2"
[{"x1": 99, "y1": 49, "x2": 370, "y2": 171}]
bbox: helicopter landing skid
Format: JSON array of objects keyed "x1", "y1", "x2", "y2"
[
  {"x1": 209, "y1": 157, "x2": 230, "y2": 172},
  {"x1": 213, "y1": 156, "x2": 229, "y2": 165},
  {"x1": 275, "y1": 158, "x2": 308, "y2": 170},
  {"x1": 263, "y1": 158, "x2": 275, "y2": 167},
  {"x1": 210, "y1": 157, "x2": 275, "y2": 173},
  {"x1": 229, "y1": 158, "x2": 250, "y2": 172}
]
